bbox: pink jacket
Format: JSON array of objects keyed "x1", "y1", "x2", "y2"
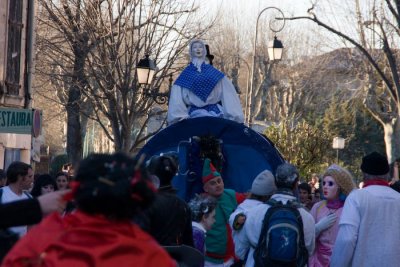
[{"x1": 308, "y1": 200, "x2": 342, "y2": 267}]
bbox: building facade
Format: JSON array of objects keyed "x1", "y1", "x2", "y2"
[{"x1": 0, "y1": 0, "x2": 37, "y2": 170}]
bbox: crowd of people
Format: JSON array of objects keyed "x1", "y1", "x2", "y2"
[
  {"x1": 0, "y1": 150, "x2": 399, "y2": 267},
  {"x1": 1, "y1": 39, "x2": 400, "y2": 267}
]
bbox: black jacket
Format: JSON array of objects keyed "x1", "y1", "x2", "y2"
[
  {"x1": 141, "y1": 187, "x2": 194, "y2": 247},
  {"x1": 0, "y1": 198, "x2": 42, "y2": 229}
]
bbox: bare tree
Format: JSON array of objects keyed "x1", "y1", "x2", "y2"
[
  {"x1": 36, "y1": 0, "x2": 215, "y2": 162},
  {"x1": 287, "y1": 0, "x2": 400, "y2": 163},
  {"x1": 206, "y1": 16, "x2": 279, "y2": 124}
]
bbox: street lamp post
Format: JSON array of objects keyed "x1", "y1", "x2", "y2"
[
  {"x1": 332, "y1": 137, "x2": 345, "y2": 163},
  {"x1": 239, "y1": 58, "x2": 252, "y2": 121},
  {"x1": 247, "y1": 7, "x2": 285, "y2": 126},
  {"x1": 136, "y1": 55, "x2": 172, "y2": 105}
]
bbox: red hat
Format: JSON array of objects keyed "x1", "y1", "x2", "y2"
[{"x1": 202, "y1": 158, "x2": 221, "y2": 184}]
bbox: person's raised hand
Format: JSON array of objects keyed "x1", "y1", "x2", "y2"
[
  {"x1": 37, "y1": 190, "x2": 71, "y2": 215},
  {"x1": 315, "y1": 213, "x2": 337, "y2": 236}
]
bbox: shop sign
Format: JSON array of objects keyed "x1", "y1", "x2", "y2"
[{"x1": 0, "y1": 108, "x2": 33, "y2": 134}]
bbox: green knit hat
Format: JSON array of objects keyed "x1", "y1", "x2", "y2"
[{"x1": 202, "y1": 158, "x2": 221, "y2": 184}]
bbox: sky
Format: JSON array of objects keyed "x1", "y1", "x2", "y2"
[
  {"x1": 197, "y1": 0, "x2": 312, "y2": 16},
  {"x1": 196, "y1": 0, "x2": 314, "y2": 27},
  {"x1": 193, "y1": 0, "x2": 370, "y2": 57},
  {"x1": 192, "y1": 0, "x2": 341, "y2": 58}
]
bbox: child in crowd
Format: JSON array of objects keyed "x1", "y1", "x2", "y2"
[{"x1": 188, "y1": 194, "x2": 217, "y2": 254}]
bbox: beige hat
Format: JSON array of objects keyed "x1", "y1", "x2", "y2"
[{"x1": 251, "y1": 170, "x2": 277, "y2": 196}]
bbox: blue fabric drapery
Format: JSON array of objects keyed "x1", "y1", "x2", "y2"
[{"x1": 174, "y1": 63, "x2": 224, "y2": 102}]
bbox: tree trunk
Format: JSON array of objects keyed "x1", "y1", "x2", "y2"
[
  {"x1": 66, "y1": 85, "x2": 82, "y2": 166},
  {"x1": 121, "y1": 125, "x2": 132, "y2": 153},
  {"x1": 66, "y1": 54, "x2": 85, "y2": 166},
  {"x1": 383, "y1": 114, "x2": 400, "y2": 163}
]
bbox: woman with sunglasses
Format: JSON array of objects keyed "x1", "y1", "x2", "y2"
[{"x1": 308, "y1": 164, "x2": 356, "y2": 267}]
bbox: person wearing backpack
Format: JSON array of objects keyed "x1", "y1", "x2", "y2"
[
  {"x1": 229, "y1": 169, "x2": 277, "y2": 262},
  {"x1": 236, "y1": 163, "x2": 315, "y2": 267}
]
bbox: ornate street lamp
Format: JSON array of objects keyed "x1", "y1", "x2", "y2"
[
  {"x1": 136, "y1": 55, "x2": 171, "y2": 105},
  {"x1": 247, "y1": 7, "x2": 285, "y2": 126}
]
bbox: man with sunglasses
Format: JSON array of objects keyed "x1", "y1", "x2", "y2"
[{"x1": 331, "y1": 152, "x2": 400, "y2": 267}]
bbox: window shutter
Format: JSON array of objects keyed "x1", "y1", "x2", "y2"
[{"x1": 5, "y1": 0, "x2": 24, "y2": 95}]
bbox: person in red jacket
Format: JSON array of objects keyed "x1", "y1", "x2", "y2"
[{"x1": 2, "y1": 153, "x2": 176, "y2": 267}]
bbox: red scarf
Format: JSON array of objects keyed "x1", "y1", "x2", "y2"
[{"x1": 363, "y1": 179, "x2": 390, "y2": 188}]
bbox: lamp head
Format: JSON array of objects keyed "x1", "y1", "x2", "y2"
[
  {"x1": 137, "y1": 55, "x2": 157, "y2": 85},
  {"x1": 268, "y1": 36, "x2": 284, "y2": 61}
]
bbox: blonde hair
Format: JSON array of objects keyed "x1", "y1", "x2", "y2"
[{"x1": 323, "y1": 165, "x2": 356, "y2": 196}]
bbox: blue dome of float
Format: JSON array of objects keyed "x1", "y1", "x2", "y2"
[{"x1": 136, "y1": 117, "x2": 285, "y2": 201}]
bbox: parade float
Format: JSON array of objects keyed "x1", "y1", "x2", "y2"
[
  {"x1": 136, "y1": 116, "x2": 284, "y2": 200},
  {"x1": 136, "y1": 39, "x2": 285, "y2": 199}
]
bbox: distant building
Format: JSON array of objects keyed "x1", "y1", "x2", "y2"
[{"x1": 0, "y1": 0, "x2": 38, "y2": 169}]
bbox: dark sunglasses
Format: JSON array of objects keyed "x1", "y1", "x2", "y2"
[{"x1": 322, "y1": 181, "x2": 335, "y2": 186}]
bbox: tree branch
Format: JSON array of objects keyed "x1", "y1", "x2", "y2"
[{"x1": 286, "y1": 15, "x2": 398, "y2": 102}]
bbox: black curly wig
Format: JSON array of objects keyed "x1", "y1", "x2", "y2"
[{"x1": 73, "y1": 153, "x2": 155, "y2": 220}]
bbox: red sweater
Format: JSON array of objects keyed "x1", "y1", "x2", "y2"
[{"x1": 3, "y1": 210, "x2": 176, "y2": 267}]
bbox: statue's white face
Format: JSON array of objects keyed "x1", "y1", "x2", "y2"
[{"x1": 191, "y1": 42, "x2": 204, "y2": 59}]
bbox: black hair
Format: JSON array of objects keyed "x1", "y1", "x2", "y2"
[
  {"x1": 55, "y1": 172, "x2": 68, "y2": 179},
  {"x1": 31, "y1": 174, "x2": 58, "y2": 197},
  {"x1": 298, "y1": 182, "x2": 312, "y2": 194},
  {"x1": 313, "y1": 188, "x2": 321, "y2": 199},
  {"x1": 0, "y1": 169, "x2": 5, "y2": 180},
  {"x1": 6, "y1": 162, "x2": 32, "y2": 184},
  {"x1": 74, "y1": 153, "x2": 155, "y2": 220},
  {"x1": 146, "y1": 155, "x2": 178, "y2": 188}
]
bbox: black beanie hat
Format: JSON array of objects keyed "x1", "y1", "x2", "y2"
[
  {"x1": 146, "y1": 155, "x2": 178, "y2": 187},
  {"x1": 360, "y1": 152, "x2": 389, "y2": 175}
]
